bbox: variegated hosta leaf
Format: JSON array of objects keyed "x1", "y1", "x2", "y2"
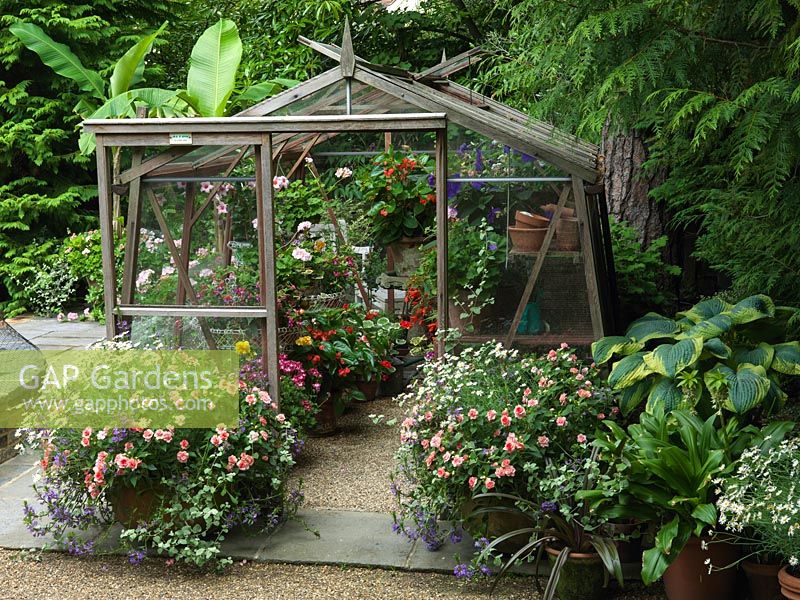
[
  {"x1": 608, "y1": 352, "x2": 654, "y2": 390},
  {"x1": 772, "y1": 341, "x2": 800, "y2": 375},
  {"x1": 703, "y1": 337, "x2": 731, "y2": 359},
  {"x1": 680, "y1": 313, "x2": 733, "y2": 340},
  {"x1": 733, "y1": 343, "x2": 775, "y2": 370},
  {"x1": 625, "y1": 313, "x2": 680, "y2": 343},
  {"x1": 706, "y1": 363, "x2": 772, "y2": 414},
  {"x1": 591, "y1": 336, "x2": 644, "y2": 365},
  {"x1": 645, "y1": 376, "x2": 684, "y2": 413},
  {"x1": 677, "y1": 298, "x2": 732, "y2": 324},
  {"x1": 643, "y1": 337, "x2": 703, "y2": 379},
  {"x1": 726, "y1": 294, "x2": 775, "y2": 325},
  {"x1": 619, "y1": 379, "x2": 650, "y2": 416}
]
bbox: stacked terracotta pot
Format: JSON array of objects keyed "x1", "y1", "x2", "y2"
[{"x1": 508, "y1": 205, "x2": 580, "y2": 253}]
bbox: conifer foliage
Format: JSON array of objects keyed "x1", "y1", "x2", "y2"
[{"x1": 484, "y1": 0, "x2": 800, "y2": 304}]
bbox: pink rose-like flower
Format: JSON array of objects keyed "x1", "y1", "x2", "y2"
[
  {"x1": 80, "y1": 437, "x2": 90, "y2": 447},
  {"x1": 538, "y1": 435, "x2": 550, "y2": 448},
  {"x1": 486, "y1": 409, "x2": 497, "y2": 422},
  {"x1": 276, "y1": 413, "x2": 286, "y2": 423},
  {"x1": 559, "y1": 393, "x2": 568, "y2": 405},
  {"x1": 161, "y1": 430, "x2": 173, "y2": 443},
  {"x1": 556, "y1": 416, "x2": 568, "y2": 427},
  {"x1": 176, "y1": 451, "x2": 189, "y2": 463},
  {"x1": 468, "y1": 476, "x2": 478, "y2": 489},
  {"x1": 468, "y1": 408, "x2": 478, "y2": 420},
  {"x1": 424, "y1": 411, "x2": 433, "y2": 422},
  {"x1": 142, "y1": 429, "x2": 154, "y2": 441},
  {"x1": 547, "y1": 349, "x2": 558, "y2": 361},
  {"x1": 577, "y1": 434, "x2": 587, "y2": 444},
  {"x1": 124, "y1": 442, "x2": 134, "y2": 451},
  {"x1": 179, "y1": 439, "x2": 189, "y2": 450},
  {"x1": 56, "y1": 312, "x2": 65, "y2": 322},
  {"x1": 442, "y1": 452, "x2": 451, "y2": 463},
  {"x1": 527, "y1": 397, "x2": 539, "y2": 407},
  {"x1": 245, "y1": 394, "x2": 257, "y2": 405},
  {"x1": 83, "y1": 428, "x2": 92, "y2": 438},
  {"x1": 597, "y1": 413, "x2": 606, "y2": 420},
  {"x1": 67, "y1": 312, "x2": 78, "y2": 321},
  {"x1": 210, "y1": 435, "x2": 222, "y2": 447},
  {"x1": 513, "y1": 405, "x2": 526, "y2": 419},
  {"x1": 436, "y1": 467, "x2": 449, "y2": 478},
  {"x1": 485, "y1": 478, "x2": 495, "y2": 490},
  {"x1": 216, "y1": 202, "x2": 227, "y2": 215},
  {"x1": 577, "y1": 388, "x2": 593, "y2": 399},
  {"x1": 291, "y1": 247, "x2": 312, "y2": 262},
  {"x1": 452, "y1": 455, "x2": 464, "y2": 467}
]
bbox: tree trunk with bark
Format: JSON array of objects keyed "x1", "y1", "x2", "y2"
[{"x1": 601, "y1": 121, "x2": 667, "y2": 248}]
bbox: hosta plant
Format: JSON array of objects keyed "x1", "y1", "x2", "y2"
[{"x1": 592, "y1": 294, "x2": 800, "y2": 416}]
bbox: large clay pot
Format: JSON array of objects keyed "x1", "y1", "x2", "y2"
[
  {"x1": 545, "y1": 546, "x2": 607, "y2": 600},
  {"x1": 311, "y1": 391, "x2": 337, "y2": 436},
  {"x1": 109, "y1": 482, "x2": 164, "y2": 527},
  {"x1": 387, "y1": 236, "x2": 425, "y2": 276},
  {"x1": 354, "y1": 378, "x2": 379, "y2": 402},
  {"x1": 508, "y1": 226, "x2": 547, "y2": 253},
  {"x1": 515, "y1": 210, "x2": 550, "y2": 228},
  {"x1": 779, "y1": 566, "x2": 800, "y2": 600},
  {"x1": 662, "y1": 536, "x2": 741, "y2": 600},
  {"x1": 606, "y1": 520, "x2": 643, "y2": 564},
  {"x1": 541, "y1": 203, "x2": 575, "y2": 218},
  {"x1": 743, "y1": 560, "x2": 783, "y2": 600},
  {"x1": 555, "y1": 216, "x2": 580, "y2": 250}
]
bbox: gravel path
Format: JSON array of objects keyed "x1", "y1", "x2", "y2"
[
  {"x1": 0, "y1": 550, "x2": 666, "y2": 599},
  {"x1": 290, "y1": 396, "x2": 404, "y2": 512}
]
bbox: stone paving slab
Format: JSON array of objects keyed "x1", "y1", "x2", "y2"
[{"x1": 7, "y1": 316, "x2": 105, "y2": 350}]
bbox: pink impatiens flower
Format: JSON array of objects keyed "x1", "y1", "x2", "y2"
[
  {"x1": 468, "y1": 476, "x2": 478, "y2": 489},
  {"x1": 176, "y1": 451, "x2": 189, "y2": 463},
  {"x1": 537, "y1": 435, "x2": 550, "y2": 448},
  {"x1": 451, "y1": 455, "x2": 465, "y2": 467},
  {"x1": 486, "y1": 409, "x2": 497, "y2": 422},
  {"x1": 467, "y1": 408, "x2": 478, "y2": 420},
  {"x1": 556, "y1": 416, "x2": 568, "y2": 427},
  {"x1": 513, "y1": 405, "x2": 526, "y2": 419},
  {"x1": 484, "y1": 478, "x2": 495, "y2": 490},
  {"x1": 577, "y1": 434, "x2": 587, "y2": 444}
]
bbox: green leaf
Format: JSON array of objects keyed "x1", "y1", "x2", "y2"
[
  {"x1": 186, "y1": 19, "x2": 242, "y2": 116},
  {"x1": 691, "y1": 503, "x2": 717, "y2": 527},
  {"x1": 644, "y1": 337, "x2": 702, "y2": 378},
  {"x1": 591, "y1": 335, "x2": 644, "y2": 364},
  {"x1": 726, "y1": 294, "x2": 775, "y2": 325},
  {"x1": 733, "y1": 343, "x2": 774, "y2": 370},
  {"x1": 618, "y1": 379, "x2": 649, "y2": 416},
  {"x1": 645, "y1": 376, "x2": 684, "y2": 413},
  {"x1": 608, "y1": 352, "x2": 654, "y2": 390},
  {"x1": 677, "y1": 298, "x2": 732, "y2": 323},
  {"x1": 237, "y1": 81, "x2": 284, "y2": 104},
  {"x1": 642, "y1": 547, "x2": 671, "y2": 586},
  {"x1": 625, "y1": 313, "x2": 680, "y2": 342},
  {"x1": 681, "y1": 313, "x2": 733, "y2": 340},
  {"x1": 9, "y1": 22, "x2": 105, "y2": 99},
  {"x1": 703, "y1": 337, "x2": 731, "y2": 359},
  {"x1": 708, "y1": 363, "x2": 772, "y2": 414},
  {"x1": 772, "y1": 341, "x2": 800, "y2": 375},
  {"x1": 110, "y1": 22, "x2": 167, "y2": 97}
]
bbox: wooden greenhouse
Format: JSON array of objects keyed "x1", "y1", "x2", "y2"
[{"x1": 83, "y1": 25, "x2": 616, "y2": 404}]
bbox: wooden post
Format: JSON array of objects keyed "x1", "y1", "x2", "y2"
[
  {"x1": 435, "y1": 127, "x2": 448, "y2": 356},
  {"x1": 255, "y1": 134, "x2": 281, "y2": 408},
  {"x1": 572, "y1": 175, "x2": 605, "y2": 338},
  {"x1": 503, "y1": 184, "x2": 571, "y2": 348},
  {"x1": 96, "y1": 138, "x2": 117, "y2": 339},
  {"x1": 121, "y1": 148, "x2": 144, "y2": 305},
  {"x1": 385, "y1": 131, "x2": 395, "y2": 314}
]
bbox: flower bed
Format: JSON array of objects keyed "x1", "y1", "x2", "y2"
[
  {"x1": 391, "y1": 342, "x2": 618, "y2": 550},
  {"x1": 21, "y1": 378, "x2": 303, "y2": 569}
]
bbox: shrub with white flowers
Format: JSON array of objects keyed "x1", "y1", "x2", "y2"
[{"x1": 716, "y1": 437, "x2": 800, "y2": 574}]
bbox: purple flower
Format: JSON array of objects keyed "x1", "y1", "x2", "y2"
[
  {"x1": 447, "y1": 206, "x2": 458, "y2": 220},
  {"x1": 427, "y1": 174, "x2": 436, "y2": 188},
  {"x1": 487, "y1": 206, "x2": 501, "y2": 224},
  {"x1": 128, "y1": 549, "x2": 145, "y2": 565},
  {"x1": 475, "y1": 148, "x2": 484, "y2": 172},
  {"x1": 521, "y1": 152, "x2": 535, "y2": 163},
  {"x1": 541, "y1": 501, "x2": 558, "y2": 513},
  {"x1": 456, "y1": 142, "x2": 470, "y2": 156},
  {"x1": 447, "y1": 176, "x2": 462, "y2": 199},
  {"x1": 453, "y1": 563, "x2": 474, "y2": 579},
  {"x1": 487, "y1": 242, "x2": 498, "y2": 252}
]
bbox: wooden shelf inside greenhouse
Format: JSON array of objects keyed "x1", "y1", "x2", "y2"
[
  {"x1": 458, "y1": 333, "x2": 596, "y2": 347},
  {"x1": 508, "y1": 249, "x2": 581, "y2": 258}
]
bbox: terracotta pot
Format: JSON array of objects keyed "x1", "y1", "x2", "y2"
[
  {"x1": 508, "y1": 226, "x2": 547, "y2": 253},
  {"x1": 354, "y1": 379, "x2": 379, "y2": 402},
  {"x1": 606, "y1": 520, "x2": 643, "y2": 564},
  {"x1": 743, "y1": 560, "x2": 783, "y2": 600},
  {"x1": 515, "y1": 210, "x2": 550, "y2": 228},
  {"x1": 447, "y1": 298, "x2": 485, "y2": 332},
  {"x1": 461, "y1": 498, "x2": 533, "y2": 554},
  {"x1": 555, "y1": 216, "x2": 580, "y2": 250},
  {"x1": 387, "y1": 236, "x2": 425, "y2": 276},
  {"x1": 662, "y1": 536, "x2": 741, "y2": 600},
  {"x1": 310, "y1": 392, "x2": 337, "y2": 436},
  {"x1": 109, "y1": 482, "x2": 164, "y2": 527},
  {"x1": 545, "y1": 546, "x2": 607, "y2": 600},
  {"x1": 779, "y1": 566, "x2": 800, "y2": 600},
  {"x1": 541, "y1": 203, "x2": 575, "y2": 218}
]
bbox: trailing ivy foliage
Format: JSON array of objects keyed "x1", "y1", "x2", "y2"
[
  {"x1": 0, "y1": 1, "x2": 171, "y2": 315},
  {"x1": 482, "y1": 0, "x2": 800, "y2": 305}
]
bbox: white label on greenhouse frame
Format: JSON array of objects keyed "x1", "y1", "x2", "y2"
[{"x1": 169, "y1": 133, "x2": 192, "y2": 145}]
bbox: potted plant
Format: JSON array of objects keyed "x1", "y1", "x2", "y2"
[
  {"x1": 417, "y1": 216, "x2": 506, "y2": 331},
  {"x1": 358, "y1": 148, "x2": 436, "y2": 274},
  {"x1": 581, "y1": 407, "x2": 793, "y2": 600},
  {"x1": 391, "y1": 342, "x2": 620, "y2": 554},
  {"x1": 716, "y1": 438, "x2": 800, "y2": 600},
  {"x1": 471, "y1": 455, "x2": 624, "y2": 600}
]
